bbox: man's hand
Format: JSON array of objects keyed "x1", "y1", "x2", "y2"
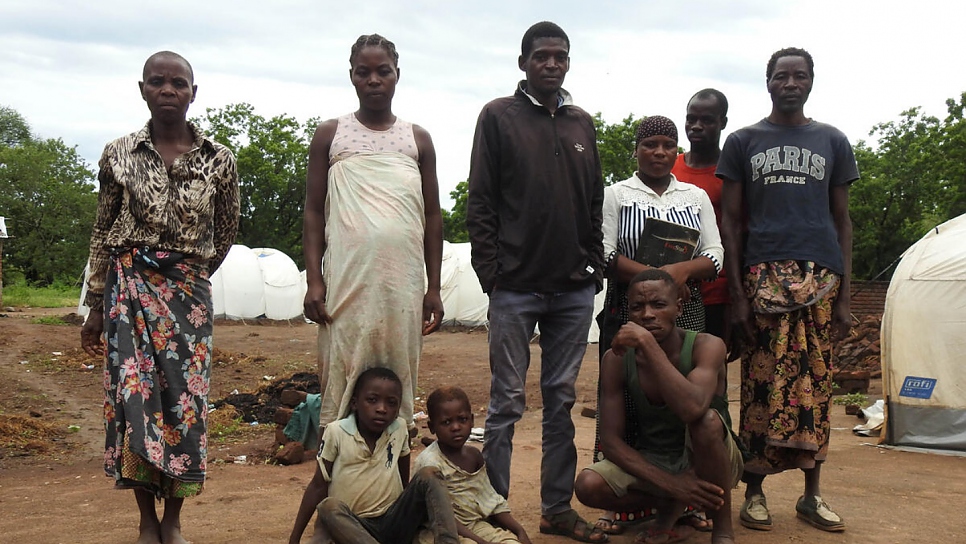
[
  {"x1": 303, "y1": 282, "x2": 332, "y2": 325},
  {"x1": 729, "y1": 295, "x2": 755, "y2": 350},
  {"x1": 81, "y1": 310, "x2": 105, "y2": 357},
  {"x1": 656, "y1": 468, "x2": 725, "y2": 512},
  {"x1": 422, "y1": 289, "x2": 444, "y2": 335},
  {"x1": 611, "y1": 321, "x2": 655, "y2": 357},
  {"x1": 831, "y1": 297, "x2": 852, "y2": 342}
]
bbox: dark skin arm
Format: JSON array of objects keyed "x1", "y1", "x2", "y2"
[
  {"x1": 399, "y1": 453, "x2": 411, "y2": 487},
  {"x1": 413, "y1": 125, "x2": 444, "y2": 335},
  {"x1": 599, "y1": 330, "x2": 726, "y2": 511},
  {"x1": 611, "y1": 255, "x2": 717, "y2": 302},
  {"x1": 289, "y1": 460, "x2": 333, "y2": 544},
  {"x1": 490, "y1": 512, "x2": 532, "y2": 544},
  {"x1": 720, "y1": 177, "x2": 752, "y2": 344},
  {"x1": 829, "y1": 183, "x2": 853, "y2": 341},
  {"x1": 302, "y1": 120, "x2": 338, "y2": 326},
  {"x1": 81, "y1": 311, "x2": 105, "y2": 357}
]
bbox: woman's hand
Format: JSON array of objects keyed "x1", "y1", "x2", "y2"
[
  {"x1": 660, "y1": 262, "x2": 692, "y2": 303},
  {"x1": 81, "y1": 310, "x2": 105, "y2": 357},
  {"x1": 303, "y1": 282, "x2": 332, "y2": 325},
  {"x1": 422, "y1": 289, "x2": 444, "y2": 335}
]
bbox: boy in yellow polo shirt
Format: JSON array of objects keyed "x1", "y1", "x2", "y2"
[{"x1": 288, "y1": 367, "x2": 458, "y2": 543}]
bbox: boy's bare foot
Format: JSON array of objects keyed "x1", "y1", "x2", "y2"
[
  {"x1": 160, "y1": 520, "x2": 190, "y2": 544},
  {"x1": 710, "y1": 535, "x2": 736, "y2": 544},
  {"x1": 136, "y1": 522, "x2": 162, "y2": 544}
]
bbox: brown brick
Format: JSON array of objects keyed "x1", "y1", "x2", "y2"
[
  {"x1": 274, "y1": 407, "x2": 293, "y2": 425},
  {"x1": 275, "y1": 442, "x2": 305, "y2": 465},
  {"x1": 281, "y1": 389, "x2": 308, "y2": 407}
]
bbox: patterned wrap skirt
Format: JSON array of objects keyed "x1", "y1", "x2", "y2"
[
  {"x1": 102, "y1": 247, "x2": 211, "y2": 498},
  {"x1": 738, "y1": 260, "x2": 840, "y2": 474}
]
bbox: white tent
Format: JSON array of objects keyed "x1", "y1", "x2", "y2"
[
  {"x1": 440, "y1": 241, "x2": 488, "y2": 326},
  {"x1": 211, "y1": 245, "x2": 304, "y2": 320},
  {"x1": 81, "y1": 242, "x2": 603, "y2": 341},
  {"x1": 439, "y1": 241, "x2": 604, "y2": 342},
  {"x1": 80, "y1": 245, "x2": 305, "y2": 320},
  {"x1": 881, "y1": 213, "x2": 966, "y2": 452}
]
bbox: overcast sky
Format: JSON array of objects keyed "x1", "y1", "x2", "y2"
[{"x1": 3, "y1": 1, "x2": 964, "y2": 208}]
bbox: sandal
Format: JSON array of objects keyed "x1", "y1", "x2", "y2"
[
  {"x1": 594, "y1": 516, "x2": 625, "y2": 535},
  {"x1": 677, "y1": 509, "x2": 712, "y2": 532},
  {"x1": 613, "y1": 508, "x2": 656, "y2": 526},
  {"x1": 539, "y1": 509, "x2": 609, "y2": 542},
  {"x1": 635, "y1": 525, "x2": 696, "y2": 544}
]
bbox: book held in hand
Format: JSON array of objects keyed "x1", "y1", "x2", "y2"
[{"x1": 633, "y1": 217, "x2": 700, "y2": 266}]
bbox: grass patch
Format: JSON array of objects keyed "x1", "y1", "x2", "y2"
[
  {"x1": 30, "y1": 316, "x2": 69, "y2": 325},
  {"x1": 0, "y1": 414, "x2": 65, "y2": 453},
  {"x1": 3, "y1": 281, "x2": 81, "y2": 308},
  {"x1": 208, "y1": 404, "x2": 269, "y2": 443}
]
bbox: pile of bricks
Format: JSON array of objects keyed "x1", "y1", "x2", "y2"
[
  {"x1": 272, "y1": 389, "x2": 316, "y2": 465},
  {"x1": 832, "y1": 314, "x2": 882, "y2": 394}
]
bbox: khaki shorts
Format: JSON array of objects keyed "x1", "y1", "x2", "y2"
[{"x1": 586, "y1": 411, "x2": 743, "y2": 498}]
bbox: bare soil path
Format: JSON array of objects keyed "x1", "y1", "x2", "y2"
[{"x1": 1, "y1": 310, "x2": 963, "y2": 543}]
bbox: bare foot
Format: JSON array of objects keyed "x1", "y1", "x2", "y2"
[
  {"x1": 711, "y1": 535, "x2": 736, "y2": 544},
  {"x1": 136, "y1": 522, "x2": 162, "y2": 544},
  {"x1": 159, "y1": 521, "x2": 190, "y2": 544}
]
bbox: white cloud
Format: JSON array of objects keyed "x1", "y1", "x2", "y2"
[{"x1": 2, "y1": 0, "x2": 964, "y2": 209}]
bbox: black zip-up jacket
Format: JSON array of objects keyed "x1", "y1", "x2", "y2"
[{"x1": 467, "y1": 82, "x2": 605, "y2": 294}]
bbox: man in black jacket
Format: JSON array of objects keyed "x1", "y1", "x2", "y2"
[{"x1": 466, "y1": 20, "x2": 606, "y2": 543}]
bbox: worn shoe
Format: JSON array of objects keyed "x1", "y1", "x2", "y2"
[
  {"x1": 796, "y1": 495, "x2": 846, "y2": 532},
  {"x1": 739, "y1": 493, "x2": 772, "y2": 531}
]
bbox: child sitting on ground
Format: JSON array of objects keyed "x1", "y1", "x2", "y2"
[
  {"x1": 415, "y1": 387, "x2": 532, "y2": 544},
  {"x1": 288, "y1": 368, "x2": 459, "y2": 544}
]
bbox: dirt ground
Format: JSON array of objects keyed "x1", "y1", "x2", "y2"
[{"x1": 1, "y1": 308, "x2": 964, "y2": 544}]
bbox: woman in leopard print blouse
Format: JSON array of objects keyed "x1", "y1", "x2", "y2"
[{"x1": 81, "y1": 51, "x2": 239, "y2": 544}]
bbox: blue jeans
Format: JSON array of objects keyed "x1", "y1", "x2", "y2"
[{"x1": 483, "y1": 283, "x2": 595, "y2": 516}]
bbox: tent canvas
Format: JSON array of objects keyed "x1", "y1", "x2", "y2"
[
  {"x1": 439, "y1": 241, "x2": 603, "y2": 342},
  {"x1": 80, "y1": 242, "x2": 604, "y2": 342},
  {"x1": 80, "y1": 245, "x2": 306, "y2": 321},
  {"x1": 881, "y1": 213, "x2": 966, "y2": 452}
]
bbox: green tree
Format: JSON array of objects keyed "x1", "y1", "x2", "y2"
[
  {"x1": 196, "y1": 104, "x2": 318, "y2": 268},
  {"x1": 593, "y1": 113, "x2": 641, "y2": 185},
  {"x1": 442, "y1": 181, "x2": 469, "y2": 243},
  {"x1": 0, "y1": 106, "x2": 32, "y2": 147},
  {"x1": 850, "y1": 107, "x2": 948, "y2": 279},
  {"x1": 0, "y1": 123, "x2": 97, "y2": 284},
  {"x1": 939, "y1": 93, "x2": 966, "y2": 217}
]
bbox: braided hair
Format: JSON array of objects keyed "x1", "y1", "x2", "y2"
[{"x1": 350, "y1": 34, "x2": 399, "y2": 67}]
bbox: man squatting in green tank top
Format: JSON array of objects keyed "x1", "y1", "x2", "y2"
[{"x1": 575, "y1": 269, "x2": 743, "y2": 544}]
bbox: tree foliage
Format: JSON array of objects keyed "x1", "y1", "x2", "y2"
[
  {"x1": 850, "y1": 95, "x2": 966, "y2": 279},
  {"x1": 1, "y1": 106, "x2": 32, "y2": 147},
  {"x1": 441, "y1": 180, "x2": 469, "y2": 243},
  {"x1": 0, "y1": 107, "x2": 96, "y2": 284},
  {"x1": 196, "y1": 104, "x2": 318, "y2": 268},
  {"x1": 593, "y1": 112, "x2": 641, "y2": 185}
]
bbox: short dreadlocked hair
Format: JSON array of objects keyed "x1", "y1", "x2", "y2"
[
  {"x1": 350, "y1": 34, "x2": 399, "y2": 67},
  {"x1": 766, "y1": 47, "x2": 814, "y2": 80},
  {"x1": 521, "y1": 21, "x2": 569, "y2": 58}
]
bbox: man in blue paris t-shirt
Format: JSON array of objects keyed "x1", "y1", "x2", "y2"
[{"x1": 717, "y1": 47, "x2": 858, "y2": 534}]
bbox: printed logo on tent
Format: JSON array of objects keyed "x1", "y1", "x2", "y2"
[{"x1": 899, "y1": 376, "x2": 937, "y2": 399}]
